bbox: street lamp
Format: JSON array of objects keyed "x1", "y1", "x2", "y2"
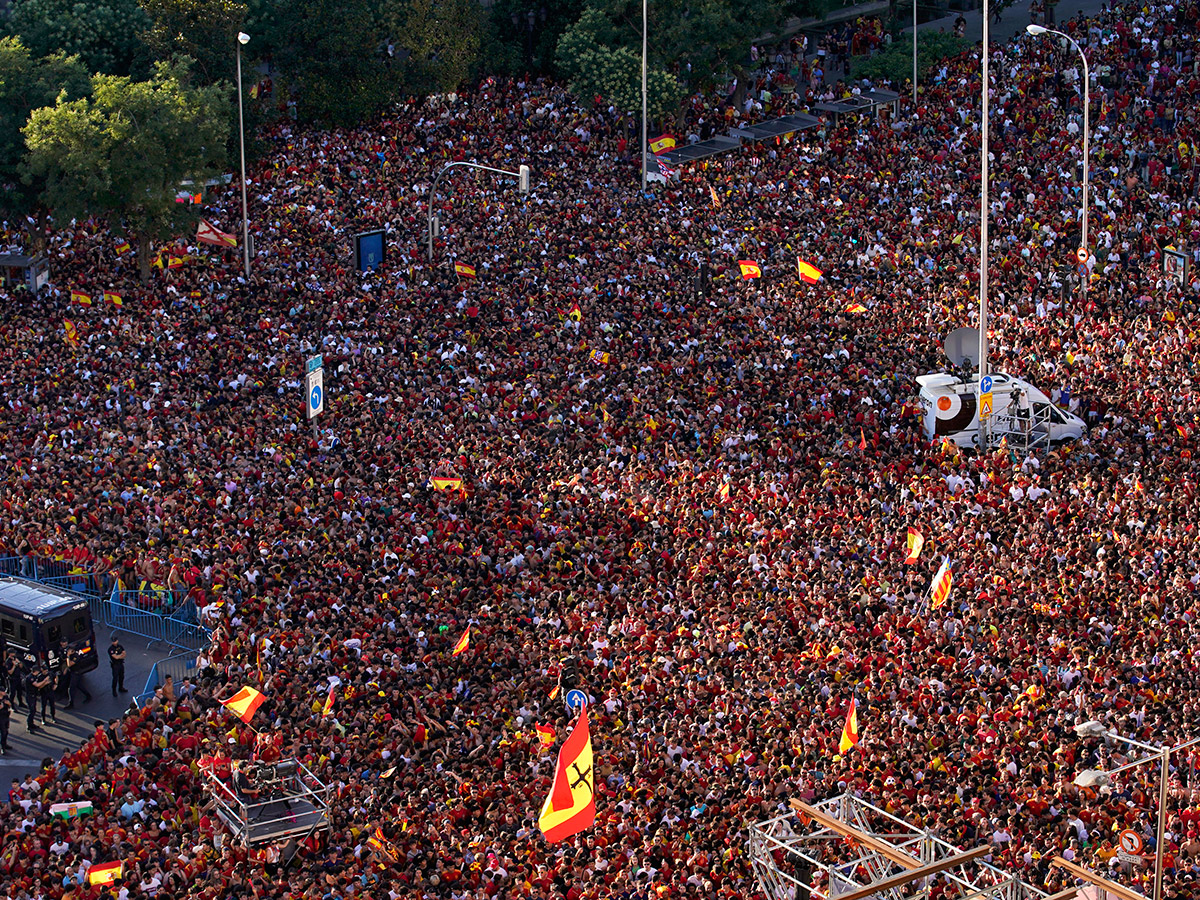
[
  {"x1": 427, "y1": 161, "x2": 531, "y2": 261},
  {"x1": 641, "y1": 0, "x2": 648, "y2": 192},
  {"x1": 1026, "y1": 24, "x2": 1090, "y2": 262},
  {"x1": 236, "y1": 31, "x2": 251, "y2": 279},
  {"x1": 1070, "y1": 721, "x2": 1200, "y2": 900}
]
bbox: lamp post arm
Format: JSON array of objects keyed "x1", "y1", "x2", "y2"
[{"x1": 426, "y1": 162, "x2": 527, "y2": 260}]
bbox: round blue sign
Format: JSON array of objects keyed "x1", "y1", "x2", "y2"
[
  {"x1": 979, "y1": 375, "x2": 992, "y2": 394},
  {"x1": 310, "y1": 384, "x2": 322, "y2": 409},
  {"x1": 564, "y1": 689, "x2": 588, "y2": 713}
]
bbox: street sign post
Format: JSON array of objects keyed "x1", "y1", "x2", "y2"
[
  {"x1": 979, "y1": 375, "x2": 993, "y2": 422},
  {"x1": 564, "y1": 689, "x2": 588, "y2": 714},
  {"x1": 306, "y1": 354, "x2": 323, "y2": 375},
  {"x1": 305, "y1": 368, "x2": 324, "y2": 443}
]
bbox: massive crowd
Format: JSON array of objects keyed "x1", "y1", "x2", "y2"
[{"x1": 2, "y1": 0, "x2": 1200, "y2": 896}]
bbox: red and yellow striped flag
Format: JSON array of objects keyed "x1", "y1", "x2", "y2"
[
  {"x1": 451, "y1": 627, "x2": 470, "y2": 657},
  {"x1": 838, "y1": 698, "x2": 860, "y2": 754},
  {"x1": 904, "y1": 527, "x2": 924, "y2": 565},
  {"x1": 220, "y1": 686, "x2": 266, "y2": 724},
  {"x1": 930, "y1": 558, "x2": 953, "y2": 609},
  {"x1": 88, "y1": 862, "x2": 122, "y2": 886},
  {"x1": 797, "y1": 258, "x2": 823, "y2": 284},
  {"x1": 322, "y1": 685, "x2": 336, "y2": 718}
]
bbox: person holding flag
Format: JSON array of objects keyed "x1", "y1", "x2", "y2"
[{"x1": 538, "y1": 707, "x2": 596, "y2": 842}]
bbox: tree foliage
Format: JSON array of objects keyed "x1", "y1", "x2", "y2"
[
  {"x1": 850, "y1": 32, "x2": 968, "y2": 89},
  {"x1": 389, "y1": 0, "x2": 484, "y2": 94},
  {"x1": 0, "y1": 38, "x2": 91, "y2": 232},
  {"x1": 556, "y1": 6, "x2": 683, "y2": 117},
  {"x1": 23, "y1": 60, "x2": 230, "y2": 281},
  {"x1": 5, "y1": 0, "x2": 152, "y2": 76},
  {"x1": 138, "y1": 0, "x2": 248, "y2": 85}
]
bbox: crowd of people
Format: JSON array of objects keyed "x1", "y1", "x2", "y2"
[{"x1": 2, "y1": 0, "x2": 1200, "y2": 896}]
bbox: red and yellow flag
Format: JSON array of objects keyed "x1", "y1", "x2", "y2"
[
  {"x1": 454, "y1": 262, "x2": 476, "y2": 278},
  {"x1": 567, "y1": 301, "x2": 582, "y2": 322},
  {"x1": 797, "y1": 258, "x2": 823, "y2": 284},
  {"x1": 538, "y1": 707, "x2": 596, "y2": 842},
  {"x1": 88, "y1": 862, "x2": 122, "y2": 886},
  {"x1": 718, "y1": 481, "x2": 731, "y2": 502},
  {"x1": 838, "y1": 698, "x2": 861, "y2": 754},
  {"x1": 648, "y1": 134, "x2": 676, "y2": 154},
  {"x1": 451, "y1": 627, "x2": 470, "y2": 657},
  {"x1": 167, "y1": 256, "x2": 183, "y2": 269},
  {"x1": 322, "y1": 685, "x2": 336, "y2": 718},
  {"x1": 221, "y1": 686, "x2": 266, "y2": 724},
  {"x1": 535, "y1": 723, "x2": 556, "y2": 748},
  {"x1": 71, "y1": 290, "x2": 92, "y2": 306},
  {"x1": 63, "y1": 319, "x2": 79, "y2": 347},
  {"x1": 104, "y1": 292, "x2": 123, "y2": 307},
  {"x1": 431, "y1": 477, "x2": 463, "y2": 492},
  {"x1": 904, "y1": 528, "x2": 924, "y2": 565},
  {"x1": 930, "y1": 558, "x2": 953, "y2": 609},
  {"x1": 859, "y1": 428, "x2": 867, "y2": 451},
  {"x1": 738, "y1": 260, "x2": 761, "y2": 280},
  {"x1": 114, "y1": 241, "x2": 131, "y2": 255},
  {"x1": 846, "y1": 302, "x2": 867, "y2": 314}
]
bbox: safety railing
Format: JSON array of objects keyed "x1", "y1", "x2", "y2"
[
  {"x1": 106, "y1": 586, "x2": 213, "y2": 652},
  {"x1": 136, "y1": 650, "x2": 201, "y2": 706}
]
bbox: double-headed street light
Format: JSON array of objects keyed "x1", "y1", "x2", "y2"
[
  {"x1": 1026, "y1": 24, "x2": 1090, "y2": 263},
  {"x1": 236, "y1": 31, "x2": 252, "y2": 279},
  {"x1": 1071, "y1": 721, "x2": 1200, "y2": 900}
]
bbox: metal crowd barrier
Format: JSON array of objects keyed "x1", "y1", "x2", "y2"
[{"x1": 136, "y1": 650, "x2": 201, "y2": 706}]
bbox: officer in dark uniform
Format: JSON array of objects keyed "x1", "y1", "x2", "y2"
[
  {"x1": 0, "y1": 689, "x2": 11, "y2": 752},
  {"x1": 108, "y1": 636, "x2": 127, "y2": 696},
  {"x1": 63, "y1": 642, "x2": 92, "y2": 708},
  {"x1": 26, "y1": 666, "x2": 49, "y2": 731}
]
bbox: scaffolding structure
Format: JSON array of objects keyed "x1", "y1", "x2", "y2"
[
  {"x1": 749, "y1": 795, "x2": 1131, "y2": 900},
  {"x1": 205, "y1": 758, "x2": 331, "y2": 849}
]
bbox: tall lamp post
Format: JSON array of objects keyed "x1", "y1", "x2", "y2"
[
  {"x1": 1026, "y1": 25, "x2": 1089, "y2": 259},
  {"x1": 640, "y1": 0, "x2": 648, "y2": 192},
  {"x1": 1073, "y1": 722, "x2": 1200, "y2": 900},
  {"x1": 978, "y1": 0, "x2": 990, "y2": 445},
  {"x1": 236, "y1": 31, "x2": 251, "y2": 279},
  {"x1": 427, "y1": 162, "x2": 531, "y2": 261}
]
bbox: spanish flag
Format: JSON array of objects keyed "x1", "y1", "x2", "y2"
[
  {"x1": 151, "y1": 254, "x2": 164, "y2": 270},
  {"x1": 451, "y1": 627, "x2": 470, "y2": 657},
  {"x1": 838, "y1": 698, "x2": 860, "y2": 754},
  {"x1": 104, "y1": 292, "x2": 123, "y2": 307},
  {"x1": 846, "y1": 302, "x2": 868, "y2": 314},
  {"x1": 322, "y1": 685, "x2": 336, "y2": 718},
  {"x1": 738, "y1": 260, "x2": 761, "y2": 279},
  {"x1": 114, "y1": 241, "x2": 131, "y2": 255},
  {"x1": 648, "y1": 134, "x2": 675, "y2": 155},
  {"x1": 63, "y1": 319, "x2": 79, "y2": 347},
  {"x1": 718, "y1": 481, "x2": 731, "y2": 502},
  {"x1": 859, "y1": 428, "x2": 867, "y2": 451},
  {"x1": 797, "y1": 258, "x2": 823, "y2": 284},
  {"x1": 220, "y1": 686, "x2": 266, "y2": 724},
  {"x1": 168, "y1": 256, "x2": 183, "y2": 269},
  {"x1": 538, "y1": 707, "x2": 596, "y2": 842},
  {"x1": 930, "y1": 558, "x2": 953, "y2": 610},
  {"x1": 535, "y1": 723, "x2": 556, "y2": 748},
  {"x1": 71, "y1": 290, "x2": 92, "y2": 306},
  {"x1": 88, "y1": 862, "x2": 122, "y2": 886},
  {"x1": 1178, "y1": 425, "x2": 1189, "y2": 440},
  {"x1": 567, "y1": 301, "x2": 582, "y2": 322},
  {"x1": 454, "y1": 262, "x2": 476, "y2": 278},
  {"x1": 431, "y1": 477, "x2": 463, "y2": 492},
  {"x1": 709, "y1": 184, "x2": 721, "y2": 209},
  {"x1": 904, "y1": 527, "x2": 924, "y2": 565}
]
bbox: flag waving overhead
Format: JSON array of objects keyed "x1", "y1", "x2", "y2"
[
  {"x1": 451, "y1": 627, "x2": 470, "y2": 657},
  {"x1": 454, "y1": 262, "x2": 476, "y2": 278},
  {"x1": 738, "y1": 260, "x2": 761, "y2": 279},
  {"x1": 797, "y1": 258, "x2": 823, "y2": 284},
  {"x1": 88, "y1": 862, "x2": 122, "y2": 886},
  {"x1": 930, "y1": 558, "x2": 953, "y2": 609},
  {"x1": 197, "y1": 219, "x2": 237, "y2": 248},
  {"x1": 221, "y1": 686, "x2": 266, "y2": 724},
  {"x1": 322, "y1": 685, "x2": 336, "y2": 718},
  {"x1": 648, "y1": 134, "x2": 676, "y2": 154},
  {"x1": 535, "y1": 723, "x2": 556, "y2": 748},
  {"x1": 539, "y1": 706, "x2": 596, "y2": 842},
  {"x1": 838, "y1": 698, "x2": 860, "y2": 754},
  {"x1": 905, "y1": 528, "x2": 924, "y2": 564}
]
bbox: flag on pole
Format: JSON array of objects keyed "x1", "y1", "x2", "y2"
[
  {"x1": 322, "y1": 685, "x2": 336, "y2": 718},
  {"x1": 88, "y1": 862, "x2": 123, "y2": 886},
  {"x1": 738, "y1": 260, "x2": 762, "y2": 279},
  {"x1": 904, "y1": 528, "x2": 924, "y2": 564},
  {"x1": 538, "y1": 707, "x2": 596, "y2": 842},
  {"x1": 71, "y1": 290, "x2": 92, "y2": 306},
  {"x1": 454, "y1": 262, "x2": 476, "y2": 278},
  {"x1": 104, "y1": 292, "x2": 123, "y2": 307},
  {"x1": 709, "y1": 184, "x2": 721, "y2": 209},
  {"x1": 838, "y1": 699, "x2": 861, "y2": 754},
  {"x1": 196, "y1": 219, "x2": 237, "y2": 248},
  {"x1": 50, "y1": 801, "x2": 94, "y2": 819},
  {"x1": 797, "y1": 258, "x2": 824, "y2": 284},
  {"x1": 151, "y1": 254, "x2": 165, "y2": 270},
  {"x1": 114, "y1": 241, "x2": 131, "y2": 255},
  {"x1": 535, "y1": 723, "x2": 556, "y2": 748},
  {"x1": 930, "y1": 558, "x2": 953, "y2": 609},
  {"x1": 548, "y1": 685, "x2": 560, "y2": 700},
  {"x1": 648, "y1": 134, "x2": 676, "y2": 154},
  {"x1": 220, "y1": 686, "x2": 266, "y2": 724},
  {"x1": 451, "y1": 627, "x2": 470, "y2": 657}
]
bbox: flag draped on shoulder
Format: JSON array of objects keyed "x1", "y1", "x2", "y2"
[
  {"x1": 930, "y1": 558, "x2": 953, "y2": 609},
  {"x1": 221, "y1": 686, "x2": 266, "y2": 724},
  {"x1": 904, "y1": 527, "x2": 924, "y2": 565},
  {"x1": 538, "y1": 707, "x2": 596, "y2": 842},
  {"x1": 838, "y1": 698, "x2": 860, "y2": 754}
]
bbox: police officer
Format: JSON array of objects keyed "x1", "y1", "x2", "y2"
[
  {"x1": 25, "y1": 666, "x2": 47, "y2": 732},
  {"x1": 108, "y1": 636, "x2": 127, "y2": 696},
  {"x1": 64, "y1": 642, "x2": 92, "y2": 709},
  {"x1": 0, "y1": 689, "x2": 11, "y2": 752},
  {"x1": 35, "y1": 664, "x2": 55, "y2": 725}
]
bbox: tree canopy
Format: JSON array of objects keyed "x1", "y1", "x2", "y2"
[
  {"x1": 4, "y1": 0, "x2": 152, "y2": 76},
  {"x1": 138, "y1": 0, "x2": 249, "y2": 85},
  {"x1": 23, "y1": 60, "x2": 230, "y2": 281}
]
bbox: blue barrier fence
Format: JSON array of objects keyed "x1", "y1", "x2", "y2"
[{"x1": 136, "y1": 650, "x2": 201, "y2": 707}]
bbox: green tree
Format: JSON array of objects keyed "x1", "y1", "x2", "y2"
[
  {"x1": 556, "y1": 7, "x2": 682, "y2": 117},
  {"x1": 850, "y1": 32, "x2": 967, "y2": 89},
  {"x1": 0, "y1": 38, "x2": 91, "y2": 248},
  {"x1": 24, "y1": 60, "x2": 231, "y2": 282},
  {"x1": 138, "y1": 0, "x2": 248, "y2": 85},
  {"x1": 5, "y1": 0, "x2": 152, "y2": 76},
  {"x1": 390, "y1": 0, "x2": 484, "y2": 94}
]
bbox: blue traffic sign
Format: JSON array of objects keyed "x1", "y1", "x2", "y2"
[
  {"x1": 310, "y1": 384, "x2": 322, "y2": 409},
  {"x1": 564, "y1": 689, "x2": 588, "y2": 713},
  {"x1": 979, "y1": 375, "x2": 993, "y2": 394}
]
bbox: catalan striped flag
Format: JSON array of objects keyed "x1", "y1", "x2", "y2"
[{"x1": 930, "y1": 558, "x2": 953, "y2": 609}]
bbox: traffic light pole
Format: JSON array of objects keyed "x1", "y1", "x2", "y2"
[{"x1": 427, "y1": 162, "x2": 531, "y2": 260}]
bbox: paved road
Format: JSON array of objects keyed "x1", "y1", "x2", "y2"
[
  {"x1": 910, "y1": 0, "x2": 1111, "y2": 49},
  {"x1": 0, "y1": 625, "x2": 175, "y2": 780}
]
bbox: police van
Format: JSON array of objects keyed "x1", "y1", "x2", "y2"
[{"x1": 0, "y1": 577, "x2": 98, "y2": 673}]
